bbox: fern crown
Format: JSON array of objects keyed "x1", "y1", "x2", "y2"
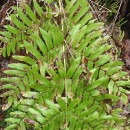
[{"x1": 0, "y1": 0, "x2": 129, "y2": 129}]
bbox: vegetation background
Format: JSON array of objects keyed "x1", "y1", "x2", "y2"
[{"x1": 0, "y1": 0, "x2": 130, "y2": 129}]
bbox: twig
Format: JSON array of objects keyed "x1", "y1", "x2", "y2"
[
  {"x1": 88, "y1": 0, "x2": 101, "y2": 21},
  {"x1": 88, "y1": 0, "x2": 112, "y2": 12},
  {"x1": 0, "y1": 0, "x2": 14, "y2": 24},
  {"x1": 109, "y1": 0, "x2": 123, "y2": 34}
]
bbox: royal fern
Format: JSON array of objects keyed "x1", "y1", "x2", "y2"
[{"x1": 0, "y1": 0, "x2": 130, "y2": 129}]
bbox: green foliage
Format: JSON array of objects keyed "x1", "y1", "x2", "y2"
[{"x1": 0, "y1": 0, "x2": 129, "y2": 129}]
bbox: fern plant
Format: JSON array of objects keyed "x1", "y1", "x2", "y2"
[{"x1": 0, "y1": 0, "x2": 130, "y2": 129}]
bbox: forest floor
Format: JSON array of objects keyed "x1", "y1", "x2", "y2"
[{"x1": 0, "y1": 0, "x2": 130, "y2": 128}]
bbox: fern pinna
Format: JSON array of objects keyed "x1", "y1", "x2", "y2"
[{"x1": 0, "y1": 0, "x2": 129, "y2": 129}]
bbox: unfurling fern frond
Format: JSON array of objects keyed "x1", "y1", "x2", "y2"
[{"x1": 0, "y1": 0, "x2": 129, "y2": 129}]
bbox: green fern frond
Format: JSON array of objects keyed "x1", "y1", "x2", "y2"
[{"x1": 0, "y1": 0, "x2": 129, "y2": 129}]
